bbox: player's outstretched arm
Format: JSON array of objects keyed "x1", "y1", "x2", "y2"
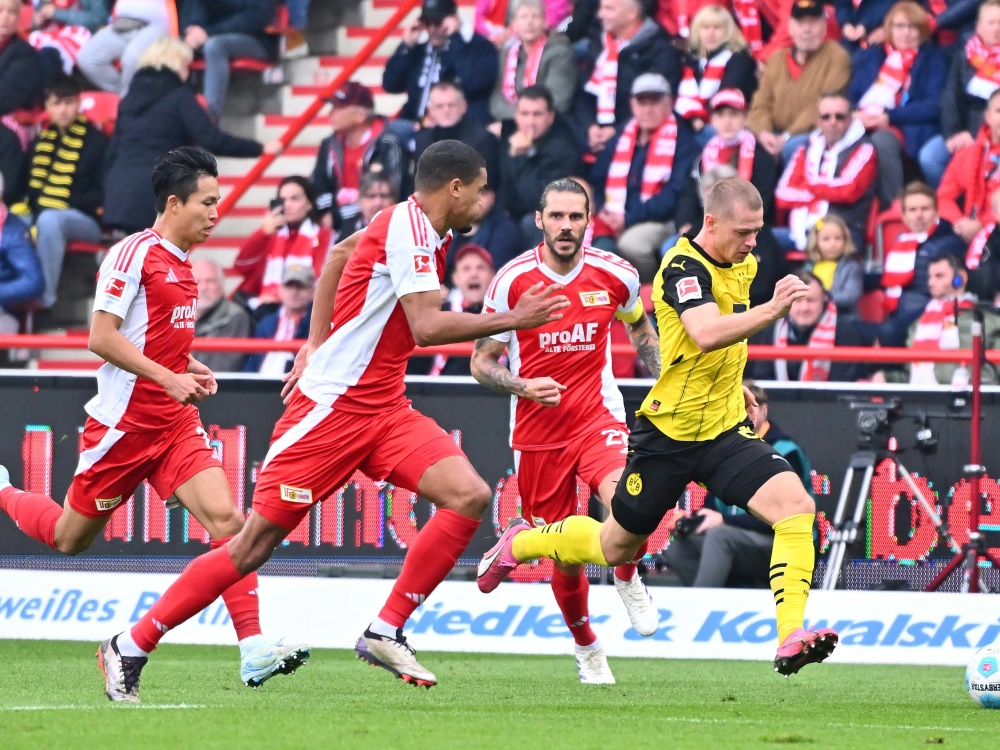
[
  {"x1": 280, "y1": 230, "x2": 362, "y2": 402},
  {"x1": 625, "y1": 310, "x2": 661, "y2": 377},
  {"x1": 400, "y1": 281, "x2": 569, "y2": 347},
  {"x1": 680, "y1": 275, "x2": 810, "y2": 352},
  {"x1": 89, "y1": 311, "x2": 210, "y2": 405},
  {"x1": 470, "y1": 337, "x2": 566, "y2": 406}
]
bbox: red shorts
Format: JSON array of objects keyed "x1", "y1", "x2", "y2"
[
  {"x1": 67, "y1": 409, "x2": 220, "y2": 519},
  {"x1": 515, "y1": 425, "x2": 629, "y2": 527},
  {"x1": 251, "y1": 391, "x2": 466, "y2": 530}
]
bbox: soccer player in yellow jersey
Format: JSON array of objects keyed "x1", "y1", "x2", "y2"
[{"x1": 479, "y1": 177, "x2": 840, "y2": 676}]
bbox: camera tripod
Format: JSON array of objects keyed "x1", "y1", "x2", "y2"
[{"x1": 820, "y1": 447, "x2": 968, "y2": 590}]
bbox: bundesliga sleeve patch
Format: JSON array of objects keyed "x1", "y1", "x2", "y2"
[
  {"x1": 103, "y1": 276, "x2": 127, "y2": 299},
  {"x1": 413, "y1": 254, "x2": 433, "y2": 275},
  {"x1": 676, "y1": 276, "x2": 703, "y2": 303}
]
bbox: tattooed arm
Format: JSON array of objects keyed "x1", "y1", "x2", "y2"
[
  {"x1": 471, "y1": 336, "x2": 566, "y2": 407},
  {"x1": 625, "y1": 310, "x2": 661, "y2": 378}
]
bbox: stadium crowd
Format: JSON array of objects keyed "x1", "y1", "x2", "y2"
[{"x1": 0, "y1": 0, "x2": 999, "y2": 381}]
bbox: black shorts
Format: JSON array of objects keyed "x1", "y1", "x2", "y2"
[{"x1": 611, "y1": 416, "x2": 794, "y2": 536}]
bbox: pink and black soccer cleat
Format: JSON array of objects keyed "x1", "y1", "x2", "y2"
[
  {"x1": 773, "y1": 627, "x2": 839, "y2": 677},
  {"x1": 477, "y1": 517, "x2": 531, "y2": 593}
]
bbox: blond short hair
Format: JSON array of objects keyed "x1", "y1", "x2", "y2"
[
  {"x1": 703, "y1": 176, "x2": 762, "y2": 218},
  {"x1": 690, "y1": 4, "x2": 748, "y2": 57},
  {"x1": 138, "y1": 37, "x2": 194, "y2": 77},
  {"x1": 806, "y1": 214, "x2": 856, "y2": 263}
]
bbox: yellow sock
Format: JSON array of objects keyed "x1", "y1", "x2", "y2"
[
  {"x1": 770, "y1": 513, "x2": 815, "y2": 643},
  {"x1": 511, "y1": 516, "x2": 608, "y2": 566}
]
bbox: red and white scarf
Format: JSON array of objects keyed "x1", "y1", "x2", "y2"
[
  {"x1": 585, "y1": 33, "x2": 621, "y2": 125},
  {"x1": 29, "y1": 4, "x2": 91, "y2": 77},
  {"x1": 732, "y1": 0, "x2": 763, "y2": 59},
  {"x1": 968, "y1": 222, "x2": 995, "y2": 270},
  {"x1": 965, "y1": 34, "x2": 1000, "y2": 100},
  {"x1": 259, "y1": 219, "x2": 325, "y2": 302},
  {"x1": 675, "y1": 49, "x2": 732, "y2": 121},
  {"x1": 773, "y1": 301, "x2": 838, "y2": 382},
  {"x1": 501, "y1": 35, "x2": 546, "y2": 104},
  {"x1": 701, "y1": 129, "x2": 756, "y2": 180},
  {"x1": 858, "y1": 45, "x2": 917, "y2": 112},
  {"x1": 881, "y1": 222, "x2": 936, "y2": 312},
  {"x1": 604, "y1": 116, "x2": 678, "y2": 214},
  {"x1": 910, "y1": 298, "x2": 969, "y2": 384}
]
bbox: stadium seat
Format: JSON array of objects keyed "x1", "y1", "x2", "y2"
[
  {"x1": 189, "y1": 58, "x2": 272, "y2": 74},
  {"x1": 858, "y1": 289, "x2": 887, "y2": 324},
  {"x1": 873, "y1": 199, "x2": 904, "y2": 271},
  {"x1": 639, "y1": 282, "x2": 654, "y2": 314},
  {"x1": 78, "y1": 91, "x2": 120, "y2": 136}
]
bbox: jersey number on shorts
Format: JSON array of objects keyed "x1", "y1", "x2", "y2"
[{"x1": 602, "y1": 429, "x2": 629, "y2": 454}]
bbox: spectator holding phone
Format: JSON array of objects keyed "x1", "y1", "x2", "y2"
[{"x1": 231, "y1": 176, "x2": 332, "y2": 317}]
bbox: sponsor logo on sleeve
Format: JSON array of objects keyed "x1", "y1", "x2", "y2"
[
  {"x1": 676, "y1": 277, "x2": 702, "y2": 303},
  {"x1": 280, "y1": 485, "x2": 313, "y2": 504},
  {"x1": 95, "y1": 495, "x2": 123, "y2": 512},
  {"x1": 103, "y1": 277, "x2": 127, "y2": 299},
  {"x1": 579, "y1": 291, "x2": 611, "y2": 307},
  {"x1": 413, "y1": 254, "x2": 433, "y2": 275}
]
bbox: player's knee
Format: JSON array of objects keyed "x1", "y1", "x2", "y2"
[{"x1": 442, "y1": 476, "x2": 491, "y2": 518}]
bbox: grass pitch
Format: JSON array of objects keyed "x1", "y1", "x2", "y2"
[{"x1": 0, "y1": 640, "x2": 990, "y2": 749}]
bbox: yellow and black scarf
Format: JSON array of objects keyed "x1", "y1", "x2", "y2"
[{"x1": 29, "y1": 116, "x2": 89, "y2": 211}]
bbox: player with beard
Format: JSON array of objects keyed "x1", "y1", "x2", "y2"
[
  {"x1": 471, "y1": 178, "x2": 661, "y2": 684},
  {"x1": 96, "y1": 140, "x2": 570, "y2": 698}
]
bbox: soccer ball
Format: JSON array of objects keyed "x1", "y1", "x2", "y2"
[{"x1": 966, "y1": 646, "x2": 1000, "y2": 708}]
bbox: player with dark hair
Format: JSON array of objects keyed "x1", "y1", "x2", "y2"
[
  {"x1": 480, "y1": 176, "x2": 841, "y2": 677},
  {"x1": 0, "y1": 146, "x2": 308, "y2": 702},
  {"x1": 471, "y1": 177, "x2": 661, "y2": 684},
  {"x1": 101, "y1": 139, "x2": 570, "y2": 694}
]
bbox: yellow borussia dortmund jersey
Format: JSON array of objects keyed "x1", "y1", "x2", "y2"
[{"x1": 640, "y1": 236, "x2": 757, "y2": 441}]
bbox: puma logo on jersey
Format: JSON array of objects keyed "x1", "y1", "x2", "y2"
[
  {"x1": 669, "y1": 260, "x2": 687, "y2": 271},
  {"x1": 579, "y1": 290, "x2": 610, "y2": 306},
  {"x1": 165, "y1": 268, "x2": 179, "y2": 283},
  {"x1": 539, "y1": 322, "x2": 598, "y2": 353},
  {"x1": 170, "y1": 301, "x2": 198, "y2": 328}
]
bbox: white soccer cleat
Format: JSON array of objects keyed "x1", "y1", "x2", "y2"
[
  {"x1": 615, "y1": 570, "x2": 658, "y2": 636},
  {"x1": 356, "y1": 628, "x2": 437, "y2": 687},
  {"x1": 575, "y1": 644, "x2": 616, "y2": 684},
  {"x1": 240, "y1": 636, "x2": 311, "y2": 688},
  {"x1": 96, "y1": 634, "x2": 147, "y2": 703},
  {"x1": 0, "y1": 464, "x2": 10, "y2": 492}
]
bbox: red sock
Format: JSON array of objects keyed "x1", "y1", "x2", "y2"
[
  {"x1": 0, "y1": 486, "x2": 62, "y2": 550},
  {"x1": 379, "y1": 508, "x2": 480, "y2": 628},
  {"x1": 551, "y1": 567, "x2": 596, "y2": 647},
  {"x1": 210, "y1": 538, "x2": 262, "y2": 641},
  {"x1": 614, "y1": 541, "x2": 649, "y2": 582},
  {"x1": 130, "y1": 545, "x2": 244, "y2": 653}
]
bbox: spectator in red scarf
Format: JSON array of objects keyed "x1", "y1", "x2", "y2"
[
  {"x1": 938, "y1": 88, "x2": 1000, "y2": 247},
  {"x1": 0, "y1": 0, "x2": 43, "y2": 203},
  {"x1": 488, "y1": 0, "x2": 575, "y2": 126},
  {"x1": 919, "y1": 0, "x2": 1000, "y2": 187},
  {"x1": 879, "y1": 181, "x2": 965, "y2": 346},
  {"x1": 243, "y1": 264, "x2": 314, "y2": 375},
  {"x1": 747, "y1": 271, "x2": 866, "y2": 382},
  {"x1": 673, "y1": 4, "x2": 757, "y2": 141},
  {"x1": 231, "y1": 176, "x2": 332, "y2": 317},
  {"x1": 591, "y1": 73, "x2": 698, "y2": 281},
  {"x1": 475, "y1": 0, "x2": 570, "y2": 46},
  {"x1": 311, "y1": 81, "x2": 403, "y2": 231}
]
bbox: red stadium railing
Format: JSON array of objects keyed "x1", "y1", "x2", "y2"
[
  {"x1": 215, "y1": 0, "x2": 423, "y2": 220},
  {"x1": 0, "y1": 336, "x2": 997, "y2": 364}
]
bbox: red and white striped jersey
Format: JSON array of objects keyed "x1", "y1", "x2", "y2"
[
  {"x1": 298, "y1": 197, "x2": 451, "y2": 411},
  {"x1": 85, "y1": 229, "x2": 199, "y2": 432},
  {"x1": 484, "y1": 245, "x2": 643, "y2": 450}
]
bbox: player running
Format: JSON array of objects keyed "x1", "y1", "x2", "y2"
[
  {"x1": 95, "y1": 140, "x2": 570, "y2": 696},
  {"x1": 471, "y1": 178, "x2": 660, "y2": 684},
  {"x1": 0, "y1": 147, "x2": 308, "y2": 702},
  {"x1": 479, "y1": 177, "x2": 840, "y2": 677}
]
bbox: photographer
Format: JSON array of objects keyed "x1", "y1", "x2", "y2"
[{"x1": 663, "y1": 382, "x2": 814, "y2": 588}]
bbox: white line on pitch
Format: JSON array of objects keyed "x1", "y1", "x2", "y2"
[
  {"x1": 649, "y1": 716, "x2": 976, "y2": 733},
  {"x1": 2, "y1": 703, "x2": 211, "y2": 711}
]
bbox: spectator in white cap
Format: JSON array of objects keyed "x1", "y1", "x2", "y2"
[{"x1": 590, "y1": 72, "x2": 698, "y2": 281}]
